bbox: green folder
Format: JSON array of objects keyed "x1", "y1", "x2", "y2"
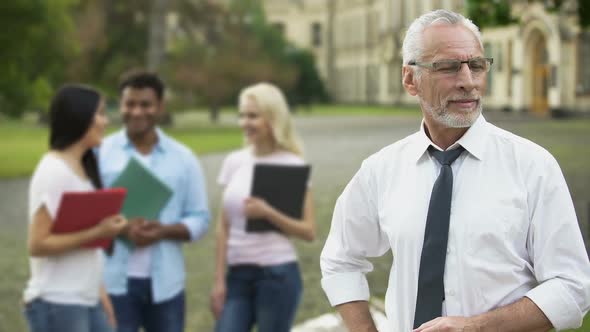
[{"x1": 111, "y1": 157, "x2": 173, "y2": 247}]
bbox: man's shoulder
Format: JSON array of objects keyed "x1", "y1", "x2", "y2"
[
  {"x1": 487, "y1": 123, "x2": 554, "y2": 160},
  {"x1": 99, "y1": 130, "x2": 125, "y2": 153},
  {"x1": 158, "y1": 130, "x2": 197, "y2": 159},
  {"x1": 355, "y1": 131, "x2": 423, "y2": 179},
  {"x1": 366, "y1": 131, "x2": 422, "y2": 163}
]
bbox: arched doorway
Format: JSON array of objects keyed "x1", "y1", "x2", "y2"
[{"x1": 527, "y1": 29, "x2": 550, "y2": 116}]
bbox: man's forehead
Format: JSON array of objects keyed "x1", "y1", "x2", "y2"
[
  {"x1": 421, "y1": 24, "x2": 482, "y2": 59},
  {"x1": 121, "y1": 87, "x2": 158, "y2": 101}
]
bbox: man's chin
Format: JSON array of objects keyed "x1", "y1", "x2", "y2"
[
  {"x1": 438, "y1": 110, "x2": 480, "y2": 128},
  {"x1": 126, "y1": 126, "x2": 152, "y2": 138}
]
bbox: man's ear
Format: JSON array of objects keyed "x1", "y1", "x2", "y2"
[
  {"x1": 157, "y1": 100, "x2": 165, "y2": 114},
  {"x1": 402, "y1": 66, "x2": 419, "y2": 96}
]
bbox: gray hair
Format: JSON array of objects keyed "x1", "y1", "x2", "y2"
[{"x1": 402, "y1": 9, "x2": 483, "y2": 65}]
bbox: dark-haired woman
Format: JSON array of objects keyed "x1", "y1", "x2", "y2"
[{"x1": 23, "y1": 85, "x2": 128, "y2": 332}]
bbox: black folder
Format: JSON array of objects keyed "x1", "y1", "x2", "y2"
[{"x1": 246, "y1": 163, "x2": 311, "y2": 233}]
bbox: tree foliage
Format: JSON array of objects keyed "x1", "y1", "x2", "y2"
[
  {"x1": 558, "y1": 0, "x2": 590, "y2": 27},
  {"x1": 65, "y1": 0, "x2": 150, "y2": 96},
  {"x1": 167, "y1": 0, "x2": 327, "y2": 121},
  {"x1": 466, "y1": 0, "x2": 514, "y2": 28},
  {"x1": 0, "y1": 0, "x2": 78, "y2": 117},
  {"x1": 468, "y1": 0, "x2": 590, "y2": 28},
  {"x1": 0, "y1": 0, "x2": 328, "y2": 120}
]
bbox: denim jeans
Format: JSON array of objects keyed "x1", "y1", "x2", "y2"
[
  {"x1": 24, "y1": 298, "x2": 114, "y2": 332},
  {"x1": 109, "y1": 278, "x2": 185, "y2": 332},
  {"x1": 215, "y1": 262, "x2": 303, "y2": 332}
]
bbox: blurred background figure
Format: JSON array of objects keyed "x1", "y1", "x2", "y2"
[
  {"x1": 24, "y1": 85, "x2": 127, "y2": 332},
  {"x1": 210, "y1": 82, "x2": 316, "y2": 332},
  {"x1": 98, "y1": 72, "x2": 210, "y2": 332}
]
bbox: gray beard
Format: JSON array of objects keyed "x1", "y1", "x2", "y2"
[{"x1": 420, "y1": 97, "x2": 482, "y2": 128}]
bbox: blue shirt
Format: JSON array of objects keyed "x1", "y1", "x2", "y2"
[{"x1": 98, "y1": 128, "x2": 210, "y2": 302}]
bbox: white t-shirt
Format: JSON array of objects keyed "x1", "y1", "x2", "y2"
[
  {"x1": 126, "y1": 151, "x2": 152, "y2": 279},
  {"x1": 24, "y1": 153, "x2": 105, "y2": 306},
  {"x1": 219, "y1": 148, "x2": 307, "y2": 266}
]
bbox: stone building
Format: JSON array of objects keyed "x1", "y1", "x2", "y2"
[{"x1": 262, "y1": 0, "x2": 589, "y2": 116}]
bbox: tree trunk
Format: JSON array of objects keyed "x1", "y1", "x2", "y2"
[
  {"x1": 147, "y1": 0, "x2": 169, "y2": 72},
  {"x1": 209, "y1": 103, "x2": 220, "y2": 123}
]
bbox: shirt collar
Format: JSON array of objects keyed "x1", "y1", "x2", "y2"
[
  {"x1": 455, "y1": 115, "x2": 487, "y2": 161},
  {"x1": 117, "y1": 127, "x2": 167, "y2": 154},
  {"x1": 412, "y1": 114, "x2": 488, "y2": 163}
]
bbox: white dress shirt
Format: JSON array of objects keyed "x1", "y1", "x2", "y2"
[{"x1": 320, "y1": 115, "x2": 590, "y2": 331}]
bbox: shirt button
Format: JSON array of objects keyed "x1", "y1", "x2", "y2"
[{"x1": 447, "y1": 289, "x2": 455, "y2": 296}]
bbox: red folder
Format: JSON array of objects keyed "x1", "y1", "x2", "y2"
[{"x1": 52, "y1": 188, "x2": 127, "y2": 249}]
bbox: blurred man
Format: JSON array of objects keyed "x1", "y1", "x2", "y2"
[
  {"x1": 320, "y1": 9, "x2": 590, "y2": 332},
  {"x1": 99, "y1": 72, "x2": 210, "y2": 332}
]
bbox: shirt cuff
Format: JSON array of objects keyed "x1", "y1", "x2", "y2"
[
  {"x1": 525, "y1": 278, "x2": 583, "y2": 330},
  {"x1": 181, "y1": 216, "x2": 209, "y2": 241},
  {"x1": 321, "y1": 271, "x2": 370, "y2": 306}
]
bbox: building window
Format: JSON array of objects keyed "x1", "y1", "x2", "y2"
[
  {"x1": 496, "y1": 42, "x2": 503, "y2": 72},
  {"x1": 507, "y1": 40, "x2": 512, "y2": 98},
  {"x1": 388, "y1": 63, "x2": 399, "y2": 95},
  {"x1": 367, "y1": 65, "x2": 379, "y2": 103},
  {"x1": 484, "y1": 42, "x2": 493, "y2": 96},
  {"x1": 483, "y1": 43, "x2": 494, "y2": 96},
  {"x1": 311, "y1": 22, "x2": 322, "y2": 47},
  {"x1": 577, "y1": 32, "x2": 590, "y2": 94}
]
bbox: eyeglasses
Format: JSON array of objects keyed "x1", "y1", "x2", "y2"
[{"x1": 407, "y1": 57, "x2": 494, "y2": 75}]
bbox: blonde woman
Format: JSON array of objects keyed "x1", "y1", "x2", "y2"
[{"x1": 210, "y1": 83, "x2": 316, "y2": 332}]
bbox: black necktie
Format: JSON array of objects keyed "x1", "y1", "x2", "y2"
[{"x1": 413, "y1": 146, "x2": 465, "y2": 328}]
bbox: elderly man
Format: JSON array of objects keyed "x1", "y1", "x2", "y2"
[{"x1": 320, "y1": 9, "x2": 590, "y2": 332}]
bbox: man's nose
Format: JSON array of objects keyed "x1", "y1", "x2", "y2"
[
  {"x1": 129, "y1": 104, "x2": 143, "y2": 115},
  {"x1": 455, "y1": 63, "x2": 475, "y2": 91}
]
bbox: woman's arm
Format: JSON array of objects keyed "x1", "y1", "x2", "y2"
[
  {"x1": 245, "y1": 189, "x2": 316, "y2": 242},
  {"x1": 100, "y1": 284, "x2": 117, "y2": 328},
  {"x1": 210, "y1": 205, "x2": 229, "y2": 319},
  {"x1": 28, "y1": 205, "x2": 127, "y2": 257}
]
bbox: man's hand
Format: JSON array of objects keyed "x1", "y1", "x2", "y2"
[
  {"x1": 413, "y1": 316, "x2": 479, "y2": 332},
  {"x1": 125, "y1": 217, "x2": 145, "y2": 245},
  {"x1": 126, "y1": 218, "x2": 163, "y2": 247}
]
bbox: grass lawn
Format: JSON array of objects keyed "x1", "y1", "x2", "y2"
[
  {"x1": 0, "y1": 104, "x2": 418, "y2": 179},
  {"x1": 576, "y1": 317, "x2": 590, "y2": 332},
  {"x1": 296, "y1": 103, "x2": 422, "y2": 116},
  {"x1": 0, "y1": 122, "x2": 49, "y2": 178},
  {"x1": 0, "y1": 119, "x2": 242, "y2": 178},
  {"x1": 181, "y1": 104, "x2": 423, "y2": 116}
]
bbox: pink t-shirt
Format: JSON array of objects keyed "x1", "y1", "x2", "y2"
[{"x1": 218, "y1": 148, "x2": 307, "y2": 266}]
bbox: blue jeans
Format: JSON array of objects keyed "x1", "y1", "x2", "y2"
[
  {"x1": 215, "y1": 262, "x2": 303, "y2": 332},
  {"x1": 24, "y1": 298, "x2": 114, "y2": 332},
  {"x1": 109, "y1": 278, "x2": 185, "y2": 332}
]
